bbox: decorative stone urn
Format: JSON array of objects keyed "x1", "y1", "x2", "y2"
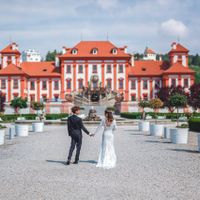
[{"x1": 84, "y1": 107, "x2": 100, "y2": 121}]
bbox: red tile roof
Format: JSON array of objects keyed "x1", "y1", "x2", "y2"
[
  {"x1": 21, "y1": 62, "x2": 61, "y2": 77},
  {"x1": 0, "y1": 43, "x2": 21, "y2": 54},
  {"x1": 59, "y1": 41, "x2": 130, "y2": 58},
  {"x1": 129, "y1": 60, "x2": 169, "y2": 77},
  {"x1": 169, "y1": 42, "x2": 188, "y2": 53},
  {"x1": 0, "y1": 64, "x2": 26, "y2": 75},
  {"x1": 163, "y1": 62, "x2": 195, "y2": 74}
]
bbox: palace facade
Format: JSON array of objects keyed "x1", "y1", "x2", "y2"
[{"x1": 0, "y1": 41, "x2": 195, "y2": 104}]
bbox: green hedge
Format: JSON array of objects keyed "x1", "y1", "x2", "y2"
[
  {"x1": 120, "y1": 112, "x2": 200, "y2": 120},
  {"x1": 188, "y1": 118, "x2": 200, "y2": 132},
  {"x1": 0, "y1": 113, "x2": 69, "y2": 122}
]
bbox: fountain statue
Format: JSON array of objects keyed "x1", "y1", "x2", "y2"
[{"x1": 84, "y1": 106, "x2": 101, "y2": 121}]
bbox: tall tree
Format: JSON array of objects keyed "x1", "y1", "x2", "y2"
[{"x1": 45, "y1": 50, "x2": 61, "y2": 61}]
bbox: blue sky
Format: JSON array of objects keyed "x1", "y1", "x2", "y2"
[{"x1": 0, "y1": 0, "x2": 199, "y2": 57}]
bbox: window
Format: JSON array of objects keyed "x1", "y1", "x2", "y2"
[
  {"x1": 155, "y1": 80, "x2": 160, "y2": 90},
  {"x1": 13, "y1": 93, "x2": 18, "y2": 99},
  {"x1": 42, "y1": 95, "x2": 47, "y2": 102},
  {"x1": 78, "y1": 65, "x2": 83, "y2": 73},
  {"x1": 1, "y1": 80, "x2": 6, "y2": 89},
  {"x1": 131, "y1": 80, "x2": 136, "y2": 89},
  {"x1": 119, "y1": 79, "x2": 124, "y2": 89},
  {"x1": 184, "y1": 79, "x2": 189, "y2": 88},
  {"x1": 118, "y1": 65, "x2": 123, "y2": 73},
  {"x1": 143, "y1": 80, "x2": 148, "y2": 89},
  {"x1": 143, "y1": 93, "x2": 148, "y2": 101},
  {"x1": 66, "y1": 65, "x2": 71, "y2": 73},
  {"x1": 67, "y1": 79, "x2": 71, "y2": 89},
  {"x1": 171, "y1": 79, "x2": 176, "y2": 87},
  {"x1": 54, "y1": 95, "x2": 59, "y2": 102},
  {"x1": 107, "y1": 79, "x2": 112, "y2": 89},
  {"x1": 112, "y1": 48, "x2": 117, "y2": 54},
  {"x1": 30, "y1": 95, "x2": 35, "y2": 102},
  {"x1": 13, "y1": 79, "x2": 18, "y2": 89},
  {"x1": 78, "y1": 79, "x2": 83, "y2": 89},
  {"x1": 72, "y1": 49, "x2": 77, "y2": 54},
  {"x1": 131, "y1": 94, "x2": 136, "y2": 101},
  {"x1": 42, "y1": 81, "x2": 47, "y2": 90},
  {"x1": 54, "y1": 80, "x2": 59, "y2": 90},
  {"x1": 93, "y1": 65, "x2": 97, "y2": 73},
  {"x1": 30, "y1": 81, "x2": 35, "y2": 90},
  {"x1": 107, "y1": 65, "x2": 111, "y2": 73},
  {"x1": 92, "y1": 48, "x2": 98, "y2": 54}
]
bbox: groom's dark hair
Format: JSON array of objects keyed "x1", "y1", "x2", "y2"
[{"x1": 71, "y1": 106, "x2": 80, "y2": 114}]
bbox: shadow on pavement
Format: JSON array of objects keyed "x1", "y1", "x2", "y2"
[
  {"x1": 145, "y1": 140, "x2": 171, "y2": 144},
  {"x1": 79, "y1": 160, "x2": 97, "y2": 164},
  {"x1": 46, "y1": 160, "x2": 66, "y2": 165},
  {"x1": 168, "y1": 149, "x2": 199, "y2": 154}
]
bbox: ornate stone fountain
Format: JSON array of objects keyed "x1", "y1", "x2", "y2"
[{"x1": 84, "y1": 106, "x2": 101, "y2": 121}]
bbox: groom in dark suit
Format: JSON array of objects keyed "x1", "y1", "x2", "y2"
[{"x1": 66, "y1": 106, "x2": 93, "y2": 165}]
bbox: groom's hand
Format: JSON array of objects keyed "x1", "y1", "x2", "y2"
[{"x1": 89, "y1": 133, "x2": 95, "y2": 137}]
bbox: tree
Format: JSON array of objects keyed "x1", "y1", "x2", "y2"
[
  {"x1": 188, "y1": 83, "x2": 200, "y2": 112},
  {"x1": 157, "y1": 86, "x2": 186, "y2": 113},
  {"x1": 10, "y1": 97, "x2": 28, "y2": 114},
  {"x1": 45, "y1": 50, "x2": 62, "y2": 61},
  {"x1": 31, "y1": 102, "x2": 45, "y2": 114},
  {"x1": 138, "y1": 100, "x2": 150, "y2": 120},
  {"x1": 149, "y1": 98, "x2": 163, "y2": 123},
  {"x1": 0, "y1": 92, "x2": 6, "y2": 113},
  {"x1": 169, "y1": 94, "x2": 187, "y2": 126}
]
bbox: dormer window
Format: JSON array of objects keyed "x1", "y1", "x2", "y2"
[
  {"x1": 72, "y1": 49, "x2": 78, "y2": 54},
  {"x1": 112, "y1": 48, "x2": 117, "y2": 54},
  {"x1": 92, "y1": 48, "x2": 98, "y2": 54}
]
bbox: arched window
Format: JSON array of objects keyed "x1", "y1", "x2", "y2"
[
  {"x1": 112, "y1": 48, "x2": 117, "y2": 54},
  {"x1": 72, "y1": 49, "x2": 78, "y2": 54},
  {"x1": 91, "y1": 48, "x2": 98, "y2": 54}
]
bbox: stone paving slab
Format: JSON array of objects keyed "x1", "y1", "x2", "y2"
[{"x1": 0, "y1": 125, "x2": 200, "y2": 200}]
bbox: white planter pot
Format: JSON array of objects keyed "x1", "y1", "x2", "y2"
[
  {"x1": 15, "y1": 125, "x2": 29, "y2": 137},
  {"x1": 170, "y1": 128, "x2": 188, "y2": 144},
  {"x1": 154, "y1": 124, "x2": 164, "y2": 137},
  {"x1": 150, "y1": 124, "x2": 155, "y2": 136},
  {"x1": 197, "y1": 134, "x2": 200, "y2": 152},
  {"x1": 32, "y1": 122, "x2": 44, "y2": 133},
  {"x1": 138, "y1": 121, "x2": 150, "y2": 132},
  {"x1": 150, "y1": 124, "x2": 164, "y2": 137},
  {"x1": 9, "y1": 126, "x2": 15, "y2": 139},
  {"x1": 164, "y1": 127, "x2": 171, "y2": 139},
  {"x1": 0, "y1": 129, "x2": 5, "y2": 145}
]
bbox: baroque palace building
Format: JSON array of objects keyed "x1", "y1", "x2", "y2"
[{"x1": 0, "y1": 41, "x2": 195, "y2": 104}]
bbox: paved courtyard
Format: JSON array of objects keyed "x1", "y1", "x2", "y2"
[{"x1": 0, "y1": 125, "x2": 200, "y2": 200}]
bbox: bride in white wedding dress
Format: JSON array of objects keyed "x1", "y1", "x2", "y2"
[{"x1": 95, "y1": 110, "x2": 117, "y2": 169}]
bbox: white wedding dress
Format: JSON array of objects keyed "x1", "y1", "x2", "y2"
[{"x1": 95, "y1": 118, "x2": 117, "y2": 169}]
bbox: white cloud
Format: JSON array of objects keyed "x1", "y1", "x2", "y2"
[
  {"x1": 96, "y1": 0, "x2": 118, "y2": 10},
  {"x1": 160, "y1": 19, "x2": 188, "y2": 37}
]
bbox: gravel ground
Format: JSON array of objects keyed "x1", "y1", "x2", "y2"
[{"x1": 0, "y1": 125, "x2": 200, "y2": 200}]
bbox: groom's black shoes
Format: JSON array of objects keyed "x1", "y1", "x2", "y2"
[
  {"x1": 73, "y1": 161, "x2": 78, "y2": 164},
  {"x1": 66, "y1": 161, "x2": 71, "y2": 165}
]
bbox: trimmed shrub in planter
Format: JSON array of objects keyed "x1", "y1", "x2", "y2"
[
  {"x1": 150, "y1": 124, "x2": 164, "y2": 137},
  {"x1": 0, "y1": 125, "x2": 6, "y2": 145},
  {"x1": 32, "y1": 122, "x2": 44, "y2": 132}
]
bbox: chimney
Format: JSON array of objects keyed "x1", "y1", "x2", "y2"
[
  {"x1": 171, "y1": 42, "x2": 177, "y2": 50},
  {"x1": 131, "y1": 54, "x2": 134, "y2": 67},
  {"x1": 62, "y1": 46, "x2": 67, "y2": 54}
]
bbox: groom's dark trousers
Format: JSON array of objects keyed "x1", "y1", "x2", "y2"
[{"x1": 67, "y1": 115, "x2": 89, "y2": 162}]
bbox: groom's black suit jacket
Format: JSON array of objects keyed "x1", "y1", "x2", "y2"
[{"x1": 67, "y1": 115, "x2": 89, "y2": 137}]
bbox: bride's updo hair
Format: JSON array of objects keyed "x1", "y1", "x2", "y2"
[{"x1": 106, "y1": 111, "x2": 114, "y2": 123}]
